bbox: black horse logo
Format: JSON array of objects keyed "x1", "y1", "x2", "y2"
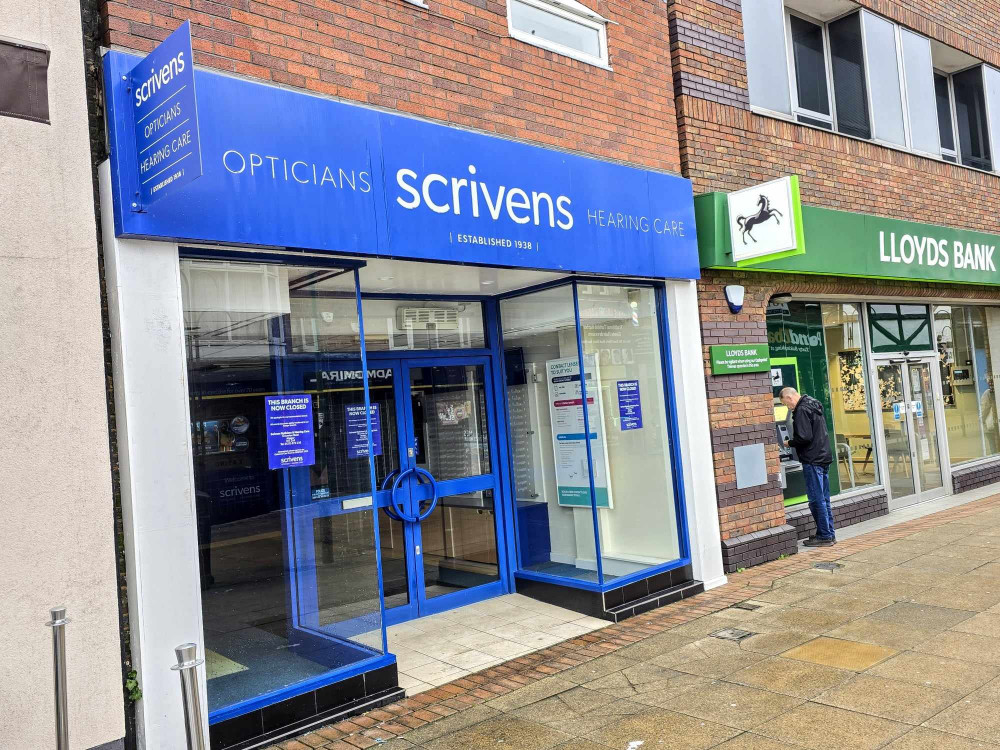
[{"x1": 737, "y1": 194, "x2": 783, "y2": 244}]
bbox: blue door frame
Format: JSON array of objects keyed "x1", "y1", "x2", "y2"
[{"x1": 282, "y1": 350, "x2": 511, "y2": 629}]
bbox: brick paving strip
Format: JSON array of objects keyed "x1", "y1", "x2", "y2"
[{"x1": 275, "y1": 493, "x2": 1000, "y2": 749}]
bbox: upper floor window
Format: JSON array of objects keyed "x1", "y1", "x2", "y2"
[
  {"x1": 507, "y1": 0, "x2": 609, "y2": 68},
  {"x1": 952, "y1": 67, "x2": 992, "y2": 171},
  {"x1": 935, "y1": 73, "x2": 958, "y2": 161},
  {"x1": 785, "y1": 10, "x2": 871, "y2": 139},
  {"x1": 743, "y1": 0, "x2": 1000, "y2": 174}
]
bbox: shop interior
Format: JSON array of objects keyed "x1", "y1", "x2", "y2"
[{"x1": 767, "y1": 298, "x2": 1000, "y2": 510}]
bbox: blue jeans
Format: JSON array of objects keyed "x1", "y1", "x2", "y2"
[{"x1": 802, "y1": 462, "x2": 835, "y2": 540}]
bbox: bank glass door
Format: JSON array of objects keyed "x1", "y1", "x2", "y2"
[
  {"x1": 876, "y1": 358, "x2": 947, "y2": 506},
  {"x1": 295, "y1": 356, "x2": 503, "y2": 627}
]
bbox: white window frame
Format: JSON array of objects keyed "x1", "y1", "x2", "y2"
[
  {"x1": 784, "y1": 9, "x2": 837, "y2": 130},
  {"x1": 934, "y1": 69, "x2": 960, "y2": 162},
  {"x1": 507, "y1": 0, "x2": 610, "y2": 69},
  {"x1": 946, "y1": 64, "x2": 994, "y2": 171}
]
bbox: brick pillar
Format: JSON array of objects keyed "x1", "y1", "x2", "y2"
[{"x1": 699, "y1": 270, "x2": 798, "y2": 572}]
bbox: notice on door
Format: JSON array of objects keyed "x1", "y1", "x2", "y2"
[
  {"x1": 346, "y1": 403, "x2": 382, "y2": 459},
  {"x1": 616, "y1": 379, "x2": 643, "y2": 431},
  {"x1": 265, "y1": 394, "x2": 316, "y2": 470},
  {"x1": 546, "y1": 355, "x2": 613, "y2": 509}
]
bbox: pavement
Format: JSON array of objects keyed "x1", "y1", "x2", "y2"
[{"x1": 274, "y1": 491, "x2": 1000, "y2": 750}]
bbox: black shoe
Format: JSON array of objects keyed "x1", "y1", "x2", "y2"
[{"x1": 804, "y1": 537, "x2": 836, "y2": 547}]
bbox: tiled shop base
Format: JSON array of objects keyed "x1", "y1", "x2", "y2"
[
  {"x1": 387, "y1": 595, "x2": 611, "y2": 694},
  {"x1": 273, "y1": 489, "x2": 1000, "y2": 750}
]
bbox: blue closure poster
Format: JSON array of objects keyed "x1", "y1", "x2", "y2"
[
  {"x1": 129, "y1": 21, "x2": 202, "y2": 207},
  {"x1": 265, "y1": 394, "x2": 315, "y2": 470},
  {"x1": 346, "y1": 403, "x2": 382, "y2": 459},
  {"x1": 617, "y1": 380, "x2": 643, "y2": 431}
]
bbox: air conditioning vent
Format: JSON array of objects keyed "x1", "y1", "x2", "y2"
[{"x1": 396, "y1": 306, "x2": 460, "y2": 331}]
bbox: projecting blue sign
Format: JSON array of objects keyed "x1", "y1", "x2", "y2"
[
  {"x1": 103, "y1": 50, "x2": 698, "y2": 278},
  {"x1": 265, "y1": 395, "x2": 315, "y2": 470},
  {"x1": 128, "y1": 22, "x2": 202, "y2": 207}
]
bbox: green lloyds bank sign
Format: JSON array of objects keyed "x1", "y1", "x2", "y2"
[
  {"x1": 696, "y1": 192, "x2": 1000, "y2": 284},
  {"x1": 710, "y1": 344, "x2": 771, "y2": 374}
]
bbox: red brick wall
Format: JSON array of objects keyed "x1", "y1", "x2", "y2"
[
  {"x1": 101, "y1": 0, "x2": 683, "y2": 173},
  {"x1": 669, "y1": 0, "x2": 1000, "y2": 550}
]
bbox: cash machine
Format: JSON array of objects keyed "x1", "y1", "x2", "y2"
[{"x1": 771, "y1": 361, "x2": 807, "y2": 505}]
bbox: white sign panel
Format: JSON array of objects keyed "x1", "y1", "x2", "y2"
[
  {"x1": 727, "y1": 176, "x2": 800, "y2": 262},
  {"x1": 545, "y1": 355, "x2": 613, "y2": 509}
]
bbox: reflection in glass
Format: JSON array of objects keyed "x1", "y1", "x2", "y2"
[
  {"x1": 419, "y1": 491, "x2": 499, "y2": 599},
  {"x1": 290, "y1": 296, "x2": 485, "y2": 352},
  {"x1": 182, "y1": 260, "x2": 383, "y2": 715},
  {"x1": 934, "y1": 305, "x2": 1000, "y2": 464},
  {"x1": 908, "y1": 363, "x2": 943, "y2": 492},
  {"x1": 501, "y1": 285, "x2": 601, "y2": 582},
  {"x1": 767, "y1": 301, "x2": 878, "y2": 504},
  {"x1": 509, "y1": 0, "x2": 602, "y2": 58},
  {"x1": 877, "y1": 363, "x2": 915, "y2": 498},
  {"x1": 790, "y1": 14, "x2": 830, "y2": 116},
  {"x1": 410, "y1": 365, "x2": 491, "y2": 481},
  {"x1": 822, "y1": 303, "x2": 876, "y2": 491},
  {"x1": 578, "y1": 284, "x2": 681, "y2": 577}
]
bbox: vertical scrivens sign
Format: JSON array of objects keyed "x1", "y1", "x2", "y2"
[{"x1": 129, "y1": 21, "x2": 202, "y2": 208}]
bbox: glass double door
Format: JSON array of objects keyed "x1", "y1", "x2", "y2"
[
  {"x1": 292, "y1": 355, "x2": 503, "y2": 629},
  {"x1": 876, "y1": 358, "x2": 948, "y2": 506}
]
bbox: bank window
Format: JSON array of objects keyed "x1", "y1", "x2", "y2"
[
  {"x1": 933, "y1": 306, "x2": 1000, "y2": 464},
  {"x1": 507, "y1": 0, "x2": 609, "y2": 68},
  {"x1": 868, "y1": 304, "x2": 933, "y2": 353},
  {"x1": 768, "y1": 301, "x2": 878, "y2": 506}
]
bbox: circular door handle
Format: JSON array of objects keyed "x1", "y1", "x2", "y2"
[
  {"x1": 412, "y1": 467, "x2": 439, "y2": 522},
  {"x1": 380, "y1": 469, "x2": 404, "y2": 522},
  {"x1": 390, "y1": 468, "x2": 420, "y2": 523}
]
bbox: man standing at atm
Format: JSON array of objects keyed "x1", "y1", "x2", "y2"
[{"x1": 780, "y1": 387, "x2": 836, "y2": 547}]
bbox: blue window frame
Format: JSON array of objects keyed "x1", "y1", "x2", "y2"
[
  {"x1": 496, "y1": 278, "x2": 692, "y2": 592},
  {"x1": 181, "y1": 248, "x2": 691, "y2": 725}
]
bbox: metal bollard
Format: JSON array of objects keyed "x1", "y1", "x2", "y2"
[
  {"x1": 171, "y1": 643, "x2": 207, "y2": 750},
  {"x1": 45, "y1": 606, "x2": 70, "y2": 750}
]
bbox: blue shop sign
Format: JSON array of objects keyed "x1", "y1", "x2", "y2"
[
  {"x1": 103, "y1": 49, "x2": 699, "y2": 279},
  {"x1": 128, "y1": 22, "x2": 202, "y2": 207}
]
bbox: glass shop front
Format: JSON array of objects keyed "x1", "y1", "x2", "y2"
[
  {"x1": 182, "y1": 258, "x2": 691, "y2": 721},
  {"x1": 769, "y1": 300, "x2": 1000, "y2": 509}
]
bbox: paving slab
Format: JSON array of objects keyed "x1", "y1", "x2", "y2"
[
  {"x1": 812, "y1": 673, "x2": 961, "y2": 724},
  {"x1": 727, "y1": 656, "x2": 854, "y2": 699},
  {"x1": 866, "y1": 650, "x2": 1000, "y2": 694},
  {"x1": 925, "y1": 679, "x2": 1000, "y2": 744},
  {"x1": 583, "y1": 708, "x2": 741, "y2": 749},
  {"x1": 669, "y1": 680, "x2": 803, "y2": 730},
  {"x1": 882, "y1": 727, "x2": 998, "y2": 749},
  {"x1": 755, "y1": 702, "x2": 910, "y2": 750},
  {"x1": 780, "y1": 637, "x2": 897, "y2": 671}
]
